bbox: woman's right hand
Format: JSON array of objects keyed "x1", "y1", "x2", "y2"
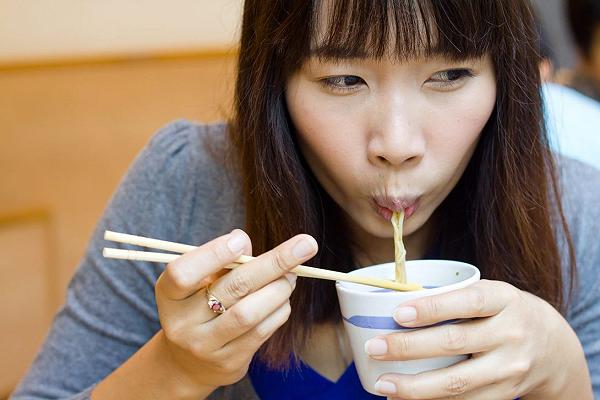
[{"x1": 154, "y1": 229, "x2": 318, "y2": 392}]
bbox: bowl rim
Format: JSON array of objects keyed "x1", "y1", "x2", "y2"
[{"x1": 335, "y1": 259, "x2": 480, "y2": 297}]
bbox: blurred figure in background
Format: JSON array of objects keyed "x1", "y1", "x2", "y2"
[
  {"x1": 562, "y1": 0, "x2": 600, "y2": 101},
  {"x1": 538, "y1": 5, "x2": 600, "y2": 170}
]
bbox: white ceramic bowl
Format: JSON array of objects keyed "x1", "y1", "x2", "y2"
[{"x1": 336, "y1": 260, "x2": 480, "y2": 395}]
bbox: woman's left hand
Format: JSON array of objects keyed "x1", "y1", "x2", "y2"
[{"x1": 365, "y1": 279, "x2": 592, "y2": 399}]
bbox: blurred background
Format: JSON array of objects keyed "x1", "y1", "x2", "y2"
[{"x1": 0, "y1": 0, "x2": 595, "y2": 397}]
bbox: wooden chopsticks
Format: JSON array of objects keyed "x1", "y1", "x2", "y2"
[{"x1": 102, "y1": 230, "x2": 422, "y2": 292}]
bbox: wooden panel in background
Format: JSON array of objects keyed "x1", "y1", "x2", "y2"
[
  {"x1": 0, "y1": 51, "x2": 236, "y2": 332},
  {"x1": 0, "y1": 212, "x2": 54, "y2": 397}
]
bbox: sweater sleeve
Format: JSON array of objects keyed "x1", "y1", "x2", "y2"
[
  {"x1": 10, "y1": 120, "x2": 211, "y2": 399},
  {"x1": 559, "y1": 159, "x2": 600, "y2": 397}
]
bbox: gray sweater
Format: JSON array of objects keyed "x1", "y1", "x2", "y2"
[{"x1": 11, "y1": 120, "x2": 600, "y2": 399}]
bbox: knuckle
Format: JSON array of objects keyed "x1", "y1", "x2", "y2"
[
  {"x1": 229, "y1": 305, "x2": 255, "y2": 329},
  {"x1": 224, "y1": 273, "x2": 253, "y2": 299},
  {"x1": 164, "y1": 262, "x2": 192, "y2": 292},
  {"x1": 208, "y1": 242, "x2": 229, "y2": 266},
  {"x1": 444, "y1": 374, "x2": 470, "y2": 395},
  {"x1": 163, "y1": 322, "x2": 188, "y2": 348},
  {"x1": 214, "y1": 357, "x2": 236, "y2": 373},
  {"x1": 276, "y1": 302, "x2": 292, "y2": 327},
  {"x1": 505, "y1": 327, "x2": 526, "y2": 343},
  {"x1": 282, "y1": 301, "x2": 292, "y2": 318},
  {"x1": 395, "y1": 380, "x2": 418, "y2": 399},
  {"x1": 441, "y1": 324, "x2": 468, "y2": 352},
  {"x1": 511, "y1": 286, "x2": 524, "y2": 303},
  {"x1": 423, "y1": 296, "x2": 442, "y2": 319},
  {"x1": 278, "y1": 278, "x2": 294, "y2": 298},
  {"x1": 189, "y1": 339, "x2": 211, "y2": 358},
  {"x1": 495, "y1": 280, "x2": 521, "y2": 303},
  {"x1": 389, "y1": 334, "x2": 411, "y2": 359},
  {"x1": 254, "y1": 322, "x2": 273, "y2": 342},
  {"x1": 271, "y1": 251, "x2": 291, "y2": 274},
  {"x1": 511, "y1": 359, "x2": 531, "y2": 377},
  {"x1": 468, "y1": 287, "x2": 488, "y2": 314},
  {"x1": 162, "y1": 326, "x2": 180, "y2": 345}
]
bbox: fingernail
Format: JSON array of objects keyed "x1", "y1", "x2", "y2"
[
  {"x1": 394, "y1": 306, "x2": 417, "y2": 323},
  {"x1": 285, "y1": 273, "x2": 297, "y2": 286},
  {"x1": 227, "y1": 231, "x2": 245, "y2": 253},
  {"x1": 374, "y1": 380, "x2": 396, "y2": 395},
  {"x1": 292, "y1": 238, "x2": 316, "y2": 259},
  {"x1": 364, "y1": 338, "x2": 388, "y2": 356}
]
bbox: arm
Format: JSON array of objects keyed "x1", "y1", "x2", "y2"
[{"x1": 91, "y1": 331, "x2": 216, "y2": 400}]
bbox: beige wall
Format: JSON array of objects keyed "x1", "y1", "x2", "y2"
[{"x1": 0, "y1": 0, "x2": 242, "y2": 64}]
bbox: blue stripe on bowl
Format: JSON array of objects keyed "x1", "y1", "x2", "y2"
[
  {"x1": 371, "y1": 285, "x2": 439, "y2": 293},
  {"x1": 342, "y1": 315, "x2": 460, "y2": 330}
]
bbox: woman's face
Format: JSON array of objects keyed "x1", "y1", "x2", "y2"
[{"x1": 285, "y1": 53, "x2": 496, "y2": 256}]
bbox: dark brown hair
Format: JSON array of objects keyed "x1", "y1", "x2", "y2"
[{"x1": 228, "y1": 0, "x2": 576, "y2": 368}]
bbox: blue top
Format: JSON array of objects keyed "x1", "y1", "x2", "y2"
[
  {"x1": 249, "y1": 357, "x2": 519, "y2": 400},
  {"x1": 10, "y1": 121, "x2": 600, "y2": 399},
  {"x1": 249, "y1": 358, "x2": 384, "y2": 400}
]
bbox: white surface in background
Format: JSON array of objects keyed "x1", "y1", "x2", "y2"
[
  {"x1": 543, "y1": 83, "x2": 600, "y2": 170},
  {"x1": 0, "y1": 0, "x2": 243, "y2": 62}
]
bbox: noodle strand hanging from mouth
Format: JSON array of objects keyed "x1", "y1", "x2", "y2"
[{"x1": 391, "y1": 210, "x2": 407, "y2": 283}]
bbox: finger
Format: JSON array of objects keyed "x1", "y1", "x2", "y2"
[
  {"x1": 216, "y1": 299, "x2": 292, "y2": 361},
  {"x1": 201, "y1": 276, "x2": 294, "y2": 349},
  {"x1": 366, "y1": 318, "x2": 497, "y2": 361},
  {"x1": 393, "y1": 280, "x2": 518, "y2": 327},
  {"x1": 426, "y1": 382, "x2": 518, "y2": 400},
  {"x1": 199, "y1": 237, "x2": 252, "y2": 288},
  {"x1": 156, "y1": 269, "x2": 274, "y2": 335},
  {"x1": 207, "y1": 234, "x2": 317, "y2": 308},
  {"x1": 155, "y1": 229, "x2": 250, "y2": 301},
  {"x1": 374, "y1": 354, "x2": 513, "y2": 399}
]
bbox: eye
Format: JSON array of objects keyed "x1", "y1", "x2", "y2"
[
  {"x1": 426, "y1": 68, "x2": 475, "y2": 89},
  {"x1": 320, "y1": 75, "x2": 366, "y2": 93}
]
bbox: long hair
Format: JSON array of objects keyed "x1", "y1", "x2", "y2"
[{"x1": 228, "y1": 0, "x2": 576, "y2": 368}]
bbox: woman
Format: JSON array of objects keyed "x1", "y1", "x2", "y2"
[{"x1": 12, "y1": 1, "x2": 599, "y2": 399}]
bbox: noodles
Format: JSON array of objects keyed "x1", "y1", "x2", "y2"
[{"x1": 391, "y1": 210, "x2": 407, "y2": 283}]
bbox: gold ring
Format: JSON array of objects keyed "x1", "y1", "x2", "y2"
[{"x1": 206, "y1": 285, "x2": 226, "y2": 314}]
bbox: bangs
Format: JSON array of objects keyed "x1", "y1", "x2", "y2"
[{"x1": 304, "y1": 0, "x2": 495, "y2": 63}]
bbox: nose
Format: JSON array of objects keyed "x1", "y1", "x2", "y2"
[{"x1": 367, "y1": 96, "x2": 426, "y2": 168}]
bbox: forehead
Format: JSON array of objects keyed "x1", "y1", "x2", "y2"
[
  {"x1": 310, "y1": 0, "x2": 438, "y2": 62},
  {"x1": 306, "y1": 0, "x2": 490, "y2": 64}
]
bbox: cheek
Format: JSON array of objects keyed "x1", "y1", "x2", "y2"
[
  {"x1": 427, "y1": 85, "x2": 495, "y2": 167},
  {"x1": 286, "y1": 88, "x2": 363, "y2": 179}
]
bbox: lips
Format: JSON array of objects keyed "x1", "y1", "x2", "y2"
[{"x1": 372, "y1": 196, "x2": 420, "y2": 221}]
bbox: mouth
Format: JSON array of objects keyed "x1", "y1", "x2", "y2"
[{"x1": 372, "y1": 196, "x2": 420, "y2": 221}]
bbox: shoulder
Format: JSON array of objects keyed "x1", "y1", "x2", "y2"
[
  {"x1": 141, "y1": 119, "x2": 230, "y2": 177},
  {"x1": 108, "y1": 119, "x2": 243, "y2": 245},
  {"x1": 553, "y1": 156, "x2": 600, "y2": 318},
  {"x1": 555, "y1": 155, "x2": 600, "y2": 237}
]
